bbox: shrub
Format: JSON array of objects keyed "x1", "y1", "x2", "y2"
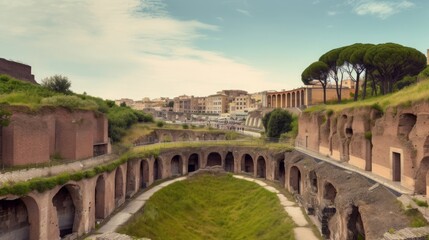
[
  {"x1": 182, "y1": 124, "x2": 189, "y2": 129},
  {"x1": 266, "y1": 109, "x2": 293, "y2": 138},
  {"x1": 41, "y1": 75, "x2": 72, "y2": 94},
  {"x1": 156, "y1": 121, "x2": 165, "y2": 128},
  {"x1": 225, "y1": 131, "x2": 239, "y2": 140},
  {"x1": 364, "y1": 131, "x2": 372, "y2": 140}
]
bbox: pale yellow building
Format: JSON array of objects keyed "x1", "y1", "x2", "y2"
[{"x1": 206, "y1": 94, "x2": 228, "y2": 114}]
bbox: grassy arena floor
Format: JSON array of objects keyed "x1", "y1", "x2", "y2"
[{"x1": 118, "y1": 173, "x2": 295, "y2": 240}]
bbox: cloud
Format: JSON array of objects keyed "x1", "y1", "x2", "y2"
[
  {"x1": 327, "y1": 11, "x2": 337, "y2": 16},
  {"x1": 236, "y1": 8, "x2": 251, "y2": 16},
  {"x1": 0, "y1": 0, "x2": 280, "y2": 99},
  {"x1": 349, "y1": 0, "x2": 414, "y2": 19}
]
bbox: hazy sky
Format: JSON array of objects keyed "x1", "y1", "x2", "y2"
[{"x1": 0, "y1": 0, "x2": 428, "y2": 100}]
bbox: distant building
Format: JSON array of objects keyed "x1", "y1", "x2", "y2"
[
  {"x1": 115, "y1": 98, "x2": 134, "y2": 107},
  {"x1": 206, "y1": 94, "x2": 228, "y2": 114},
  {"x1": 0, "y1": 58, "x2": 36, "y2": 84},
  {"x1": 173, "y1": 95, "x2": 193, "y2": 113}
]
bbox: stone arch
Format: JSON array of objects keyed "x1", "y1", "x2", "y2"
[
  {"x1": 272, "y1": 95, "x2": 276, "y2": 108},
  {"x1": 153, "y1": 157, "x2": 163, "y2": 181},
  {"x1": 95, "y1": 175, "x2": 106, "y2": 220},
  {"x1": 275, "y1": 157, "x2": 286, "y2": 187},
  {"x1": 324, "y1": 182, "x2": 337, "y2": 204},
  {"x1": 282, "y1": 93, "x2": 286, "y2": 108},
  {"x1": 171, "y1": 155, "x2": 183, "y2": 176},
  {"x1": 115, "y1": 167, "x2": 125, "y2": 207},
  {"x1": 241, "y1": 154, "x2": 254, "y2": 174},
  {"x1": 415, "y1": 156, "x2": 429, "y2": 195},
  {"x1": 309, "y1": 170, "x2": 318, "y2": 193},
  {"x1": 347, "y1": 206, "x2": 366, "y2": 240},
  {"x1": 289, "y1": 166, "x2": 301, "y2": 194},
  {"x1": 287, "y1": 93, "x2": 291, "y2": 107},
  {"x1": 140, "y1": 159, "x2": 149, "y2": 188},
  {"x1": 256, "y1": 156, "x2": 266, "y2": 178},
  {"x1": 188, "y1": 153, "x2": 200, "y2": 173},
  {"x1": 207, "y1": 152, "x2": 222, "y2": 167},
  {"x1": 0, "y1": 197, "x2": 38, "y2": 240},
  {"x1": 397, "y1": 113, "x2": 417, "y2": 139},
  {"x1": 52, "y1": 184, "x2": 82, "y2": 239},
  {"x1": 267, "y1": 95, "x2": 272, "y2": 107},
  {"x1": 277, "y1": 94, "x2": 281, "y2": 108},
  {"x1": 296, "y1": 91, "x2": 301, "y2": 107},
  {"x1": 225, "y1": 152, "x2": 234, "y2": 172}
]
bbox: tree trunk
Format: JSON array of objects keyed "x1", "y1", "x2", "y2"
[
  {"x1": 354, "y1": 72, "x2": 360, "y2": 101},
  {"x1": 362, "y1": 72, "x2": 368, "y2": 100}
]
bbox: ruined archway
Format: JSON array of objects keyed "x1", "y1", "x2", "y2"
[
  {"x1": 275, "y1": 157, "x2": 286, "y2": 187},
  {"x1": 115, "y1": 168, "x2": 125, "y2": 207},
  {"x1": 309, "y1": 170, "x2": 318, "y2": 193},
  {"x1": 140, "y1": 159, "x2": 149, "y2": 188},
  {"x1": 415, "y1": 156, "x2": 429, "y2": 195},
  {"x1": 52, "y1": 184, "x2": 82, "y2": 239},
  {"x1": 154, "y1": 157, "x2": 162, "y2": 181},
  {"x1": 171, "y1": 155, "x2": 183, "y2": 176},
  {"x1": 289, "y1": 166, "x2": 301, "y2": 194},
  {"x1": 0, "y1": 198, "x2": 31, "y2": 240},
  {"x1": 397, "y1": 113, "x2": 417, "y2": 139},
  {"x1": 292, "y1": 92, "x2": 296, "y2": 107},
  {"x1": 241, "y1": 154, "x2": 254, "y2": 174},
  {"x1": 225, "y1": 152, "x2": 234, "y2": 172},
  {"x1": 207, "y1": 152, "x2": 222, "y2": 167},
  {"x1": 347, "y1": 206, "x2": 366, "y2": 240},
  {"x1": 324, "y1": 182, "x2": 337, "y2": 204},
  {"x1": 95, "y1": 175, "x2": 106, "y2": 220},
  {"x1": 188, "y1": 153, "x2": 199, "y2": 173},
  {"x1": 257, "y1": 156, "x2": 266, "y2": 178}
]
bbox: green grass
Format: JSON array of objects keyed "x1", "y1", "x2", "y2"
[
  {"x1": 412, "y1": 198, "x2": 429, "y2": 208},
  {"x1": 118, "y1": 174, "x2": 295, "y2": 240},
  {"x1": 305, "y1": 79, "x2": 429, "y2": 113}
]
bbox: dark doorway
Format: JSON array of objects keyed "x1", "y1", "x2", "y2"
[
  {"x1": 347, "y1": 206, "x2": 365, "y2": 240},
  {"x1": 188, "y1": 154, "x2": 199, "y2": 173},
  {"x1": 257, "y1": 156, "x2": 266, "y2": 178},
  {"x1": 290, "y1": 166, "x2": 301, "y2": 194},
  {"x1": 225, "y1": 152, "x2": 234, "y2": 172},
  {"x1": 392, "y1": 152, "x2": 401, "y2": 182},
  {"x1": 154, "y1": 158, "x2": 162, "y2": 181},
  {"x1": 207, "y1": 152, "x2": 222, "y2": 167},
  {"x1": 241, "y1": 154, "x2": 254, "y2": 174},
  {"x1": 53, "y1": 187, "x2": 75, "y2": 238}
]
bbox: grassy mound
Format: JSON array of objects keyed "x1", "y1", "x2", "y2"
[{"x1": 118, "y1": 174, "x2": 295, "y2": 240}]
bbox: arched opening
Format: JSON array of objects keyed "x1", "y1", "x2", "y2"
[
  {"x1": 287, "y1": 93, "x2": 291, "y2": 108},
  {"x1": 347, "y1": 206, "x2": 365, "y2": 240},
  {"x1": 188, "y1": 153, "x2": 199, "y2": 173},
  {"x1": 171, "y1": 155, "x2": 183, "y2": 176},
  {"x1": 0, "y1": 198, "x2": 30, "y2": 239},
  {"x1": 289, "y1": 166, "x2": 301, "y2": 194},
  {"x1": 115, "y1": 168, "x2": 124, "y2": 207},
  {"x1": 140, "y1": 160, "x2": 149, "y2": 188},
  {"x1": 324, "y1": 182, "x2": 337, "y2": 204},
  {"x1": 309, "y1": 170, "x2": 318, "y2": 193},
  {"x1": 241, "y1": 154, "x2": 254, "y2": 174},
  {"x1": 301, "y1": 90, "x2": 305, "y2": 106},
  {"x1": 95, "y1": 175, "x2": 106, "y2": 220},
  {"x1": 275, "y1": 158, "x2": 286, "y2": 187},
  {"x1": 282, "y1": 94, "x2": 286, "y2": 108},
  {"x1": 272, "y1": 95, "x2": 276, "y2": 108},
  {"x1": 277, "y1": 94, "x2": 281, "y2": 108},
  {"x1": 154, "y1": 158, "x2": 162, "y2": 181},
  {"x1": 53, "y1": 185, "x2": 81, "y2": 238},
  {"x1": 126, "y1": 161, "x2": 137, "y2": 197},
  {"x1": 296, "y1": 91, "x2": 301, "y2": 107},
  {"x1": 345, "y1": 127, "x2": 353, "y2": 138},
  {"x1": 397, "y1": 113, "x2": 417, "y2": 139},
  {"x1": 267, "y1": 95, "x2": 272, "y2": 108},
  {"x1": 225, "y1": 152, "x2": 234, "y2": 172},
  {"x1": 257, "y1": 156, "x2": 266, "y2": 178},
  {"x1": 207, "y1": 152, "x2": 222, "y2": 167}
]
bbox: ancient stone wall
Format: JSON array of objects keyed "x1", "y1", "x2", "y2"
[
  {"x1": 0, "y1": 58, "x2": 36, "y2": 84},
  {"x1": 0, "y1": 107, "x2": 109, "y2": 166},
  {"x1": 297, "y1": 102, "x2": 429, "y2": 193}
]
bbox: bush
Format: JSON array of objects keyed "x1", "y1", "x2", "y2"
[
  {"x1": 41, "y1": 75, "x2": 72, "y2": 94},
  {"x1": 156, "y1": 121, "x2": 165, "y2": 127},
  {"x1": 418, "y1": 66, "x2": 429, "y2": 80},
  {"x1": 266, "y1": 109, "x2": 293, "y2": 138},
  {"x1": 225, "y1": 131, "x2": 239, "y2": 140},
  {"x1": 182, "y1": 124, "x2": 189, "y2": 129}
]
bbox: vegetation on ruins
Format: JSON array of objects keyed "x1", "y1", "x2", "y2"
[
  {"x1": 0, "y1": 103, "x2": 11, "y2": 126},
  {"x1": 41, "y1": 75, "x2": 72, "y2": 94},
  {"x1": 262, "y1": 109, "x2": 295, "y2": 138},
  {"x1": 0, "y1": 74, "x2": 153, "y2": 142},
  {"x1": 118, "y1": 174, "x2": 295, "y2": 240},
  {"x1": 305, "y1": 78, "x2": 429, "y2": 113},
  {"x1": 302, "y1": 42, "x2": 427, "y2": 102}
]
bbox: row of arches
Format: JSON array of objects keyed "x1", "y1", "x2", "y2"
[{"x1": 267, "y1": 89, "x2": 306, "y2": 109}]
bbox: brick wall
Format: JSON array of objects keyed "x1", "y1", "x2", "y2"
[{"x1": 0, "y1": 58, "x2": 36, "y2": 83}]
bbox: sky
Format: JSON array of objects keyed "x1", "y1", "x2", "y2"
[{"x1": 0, "y1": 0, "x2": 428, "y2": 100}]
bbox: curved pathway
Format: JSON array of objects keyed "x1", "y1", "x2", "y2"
[{"x1": 92, "y1": 175, "x2": 319, "y2": 240}]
